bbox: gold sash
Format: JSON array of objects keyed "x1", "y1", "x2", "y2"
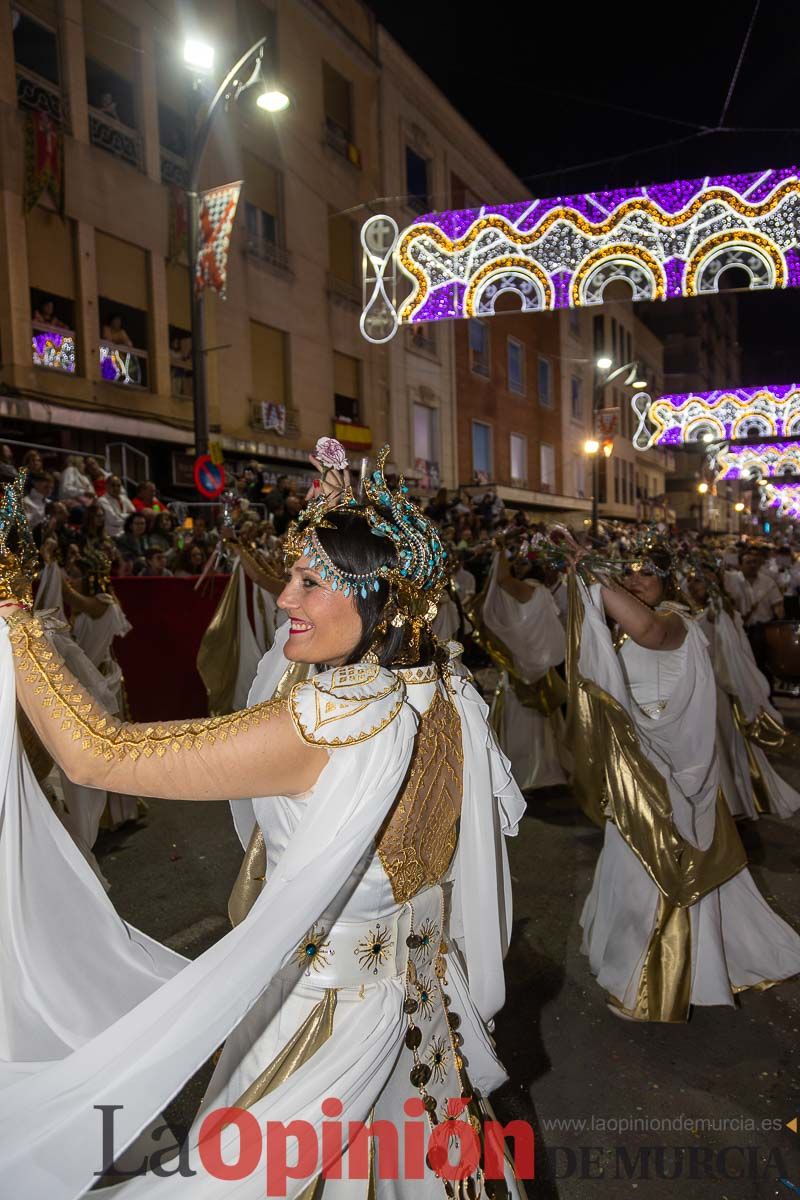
[
  {"x1": 465, "y1": 588, "x2": 567, "y2": 716},
  {"x1": 196, "y1": 570, "x2": 244, "y2": 716},
  {"x1": 730, "y1": 699, "x2": 800, "y2": 816}
]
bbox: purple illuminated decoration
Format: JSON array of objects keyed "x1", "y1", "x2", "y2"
[
  {"x1": 713, "y1": 441, "x2": 800, "y2": 481},
  {"x1": 31, "y1": 327, "x2": 76, "y2": 373},
  {"x1": 762, "y1": 480, "x2": 800, "y2": 520},
  {"x1": 632, "y1": 383, "x2": 800, "y2": 450},
  {"x1": 359, "y1": 166, "x2": 800, "y2": 343}
]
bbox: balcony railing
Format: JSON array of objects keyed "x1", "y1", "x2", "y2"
[
  {"x1": 322, "y1": 119, "x2": 361, "y2": 168},
  {"x1": 99, "y1": 340, "x2": 148, "y2": 388},
  {"x1": 89, "y1": 106, "x2": 143, "y2": 171},
  {"x1": 160, "y1": 146, "x2": 189, "y2": 188},
  {"x1": 31, "y1": 322, "x2": 76, "y2": 373},
  {"x1": 326, "y1": 272, "x2": 361, "y2": 307},
  {"x1": 16, "y1": 65, "x2": 63, "y2": 123},
  {"x1": 246, "y1": 235, "x2": 292, "y2": 274}
]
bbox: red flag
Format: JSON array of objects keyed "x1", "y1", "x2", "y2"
[
  {"x1": 194, "y1": 181, "x2": 242, "y2": 300},
  {"x1": 24, "y1": 111, "x2": 64, "y2": 214}
]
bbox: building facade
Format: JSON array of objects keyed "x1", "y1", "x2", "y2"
[{"x1": 0, "y1": 0, "x2": 386, "y2": 491}]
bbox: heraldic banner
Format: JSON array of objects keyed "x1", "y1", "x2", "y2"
[
  {"x1": 24, "y1": 111, "x2": 64, "y2": 214},
  {"x1": 194, "y1": 181, "x2": 243, "y2": 300}
]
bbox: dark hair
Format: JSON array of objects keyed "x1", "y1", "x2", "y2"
[
  {"x1": 144, "y1": 544, "x2": 163, "y2": 560},
  {"x1": 314, "y1": 510, "x2": 438, "y2": 669},
  {"x1": 124, "y1": 511, "x2": 146, "y2": 533},
  {"x1": 647, "y1": 548, "x2": 682, "y2": 603}
]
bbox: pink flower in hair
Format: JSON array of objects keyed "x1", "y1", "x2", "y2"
[{"x1": 314, "y1": 437, "x2": 349, "y2": 470}]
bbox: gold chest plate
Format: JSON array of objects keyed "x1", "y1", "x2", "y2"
[{"x1": 376, "y1": 686, "x2": 463, "y2": 904}]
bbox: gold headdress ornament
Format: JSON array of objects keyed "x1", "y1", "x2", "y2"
[
  {"x1": 0, "y1": 470, "x2": 40, "y2": 607},
  {"x1": 284, "y1": 438, "x2": 449, "y2": 661}
]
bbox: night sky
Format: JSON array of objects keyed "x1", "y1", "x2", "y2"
[{"x1": 367, "y1": 0, "x2": 800, "y2": 385}]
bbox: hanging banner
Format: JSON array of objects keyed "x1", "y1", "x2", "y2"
[
  {"x1": 194, "y1": 180, "x2": 242, "y2": 300},
  {"x1": 24, "y1": 111, "x2": 64, "y2": 214}
]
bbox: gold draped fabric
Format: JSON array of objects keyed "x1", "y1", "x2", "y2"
[
  {"x1": 232, "y1": 988, "x2": 337, "y2": 1110},
  {"x1": 196, "y1": 569, "x2": 243, "y2": 716},
  {"x1": 376, "y1": 687, "x2": 463, "y2": 904},
  {"x1": 464, "y1": 588, "x2": 567, "y2": 716},
  {"x1": 729, "y1": 699, "x2": 800, "y2": 817},
  {"x1": 565, "y1": 575, "x2": 748, "y2": 1022}
]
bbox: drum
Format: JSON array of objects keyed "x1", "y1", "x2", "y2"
[{"x1": 764, "y1": 620, "x2": 800, "y2": 695}]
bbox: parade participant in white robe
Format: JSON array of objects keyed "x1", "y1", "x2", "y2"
[
  {"x1": 481, "y1": 544, "x2": 567, "y2": 790},
  {"x1": 225, "y1": 533, "x2": 289, "y2": 655},
  {"x1": 0, "y1": 444, "x2": 525, "y2": 1200},
  {"x1": 686, "y1": 572, "x2": 800, "y2": 821},
  {"x1": 564, "y1": 541, "x2": 800, "y2": 1022}
]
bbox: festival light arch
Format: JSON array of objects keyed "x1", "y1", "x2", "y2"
[{"x1": 360, "y1": 166, "x2": 800, "y2": 343}]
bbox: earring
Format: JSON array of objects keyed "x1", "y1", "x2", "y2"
[{"x1": 363, "y1": 648, "x2": 380, "y2": 665}]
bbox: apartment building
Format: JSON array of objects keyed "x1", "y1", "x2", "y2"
[
  {"x1": 0, "y1": 0, "x2": 385, "y2": 488},
  {"x1": 585, "y1": 302, "x2": 674, "y2": 525}
]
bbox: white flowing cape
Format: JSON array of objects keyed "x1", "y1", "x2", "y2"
[
  {"x1": 0, "y1": 619, "x2": 523, "y2": 1197},
  {"x1": 577, "y1": 582, "x2": 718, "y2": 851}
]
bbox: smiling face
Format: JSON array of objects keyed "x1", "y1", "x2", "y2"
[
  {"x1": 277, "y1": 555, "x2": 365, "y2": 666},
  {"x1": 622, "y1": 568, "x2": 665, "y2": 608}
]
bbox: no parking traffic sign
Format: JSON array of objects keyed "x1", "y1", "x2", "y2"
[{"x1": 193, "y1": 454, "x2": 226, "y2": 499}]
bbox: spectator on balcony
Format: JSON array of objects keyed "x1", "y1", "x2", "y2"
[
  {"x1": 32, "y1": 298, "x2": 68, "y2": 330},
  {"x1": 102, "y1": 314, "x2": 133, "y2": 348},
  {"x1": 139, "y1": 546, "x2": 173, "y2": 578},
  {"x1": 21, "y1": 449, "x2": 44, "y2": 491},
  {"x1": 132, "y1": 480, "x2": 165, "y2": 516},
  {"x1": 23, "y1": 472, "x2": 55, "y2": 529},
  {"x1": 99, "y1": 92, "x2": 119, "y2": 121},
  {"x1": 116, "y1": 511, "x2": 148, "y2": 568},
  {"x1": 98, "y1": 475, "x2": 134, "y2": 538},
  {"x1": 59, "y1": 456, "x2": 95, "y2": 506},
  {"x1": 84, "y1": 456, "x2": 110, "y2": 497}
]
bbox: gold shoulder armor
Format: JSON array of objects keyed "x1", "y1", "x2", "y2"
[{"x1": 289, "y1": 662, "x2": 405, "y2": 748}]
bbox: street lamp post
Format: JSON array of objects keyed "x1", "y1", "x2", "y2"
[
  {"x1": 588, "y1": 357, "x2": 644, "y2": 539},
  {"x1": 184, "y1": 37, "x2": 289, "y2": 457}
]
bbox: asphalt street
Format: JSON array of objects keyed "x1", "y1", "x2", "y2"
[{"x1": 95, "y1": 741, "x2": 800, "y2": 1200}]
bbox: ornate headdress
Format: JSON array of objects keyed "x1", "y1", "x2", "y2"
[
  {"x1": 0, "y1": 471, "x2": 40, "y2": 607},
  {"x1": 284, "y1": 439, "x2": 448, "y2": 660}
]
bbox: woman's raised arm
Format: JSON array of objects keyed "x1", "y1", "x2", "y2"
[{"x1": 3, "y1": 605, "x2": 327, "y2": 800}]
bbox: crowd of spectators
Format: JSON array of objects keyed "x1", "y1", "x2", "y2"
[{"x1": 2, "y1": 445, "x2": 799, "y2": 631}]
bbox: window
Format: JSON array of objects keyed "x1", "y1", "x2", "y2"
[
  {"x1": 408, "y1": 323, "x2": 437, "y2": 355},
  {"x1": 573, "y1": 455, "x2": 586, "y2": 499},
  {"x1": 540, "y1": 443, "x2": 555, "y2": 491},
  {"x1": 571, "y1": 375, "x2": 583, "y2": 421},
  {"x1": 237, "y1": 0, "x2": 278, "y2": 76},
  {"x1": 538, "y1": 356, "x2": 552, "y2": 408},
  {"x1": 450, "y1": 173, "x2": 480, "y2": 209},
  {"x1": 14, "y1": 9, "x2": 59, "y2": 87},
  {"x1": 413, "y1": 404, "x2": 439, "y2": 487},
  {"x1": 328, "y1": 210, "x2": 358, "y2": 286},
  {"x1": 406, "y1": 147, "x2": 430, "y2": 213},
  {"x1": 250, "y1": 321, "x2": 288, "y2": 406},
  {"x1": 469, "y1": 320, "x2": 490, "y2": 377},
  {"x1": 569, "y1": 306, "x2": 580, "y2": 336},
  {"x1": 246, "y1": 203, "x2": 276, "y2": 248},
  {"x1": 613, "y1": 460, "x2": 620, "y2": 504},
  {"x1": 507, "y1": 338, "x2": 525, "y2": 395},
  {"x1": 593, "y1": 314, "x2": 605, "y2": 356},
  {"x1": 472, "y1": 421, "x2": 492, "y2": 479},
  {"x1": 323, "y1": 61, "x2": 352, "y2": 140},
  {"x1": 510, "y1": 434, "x2": 527, "y2": 485},
  {"x1": 333, "y1": 351, "x2": 360, "y2": 423}
]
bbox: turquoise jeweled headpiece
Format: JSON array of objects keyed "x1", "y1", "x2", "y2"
[{"x1": 284, "y1": 442, "x2": 448, "y2": 654}]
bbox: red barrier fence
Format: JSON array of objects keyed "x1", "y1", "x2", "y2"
[{"x1": 112, "y1": 575, "x2": 229, "y2": 721}]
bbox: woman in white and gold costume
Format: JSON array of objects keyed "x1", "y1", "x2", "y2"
[
  {"x1": 0, "y1": 447, "x2": 525, "y2": 1200},
  {"x1": 476, "y1": 541, "x2": 567, "y2": 791},
  {"x1": 685, "y1": 569, "x2": 800, "y2": 821},
  {"x1": 564, "y1": 539, "x2": 800, "y2": 1022}
]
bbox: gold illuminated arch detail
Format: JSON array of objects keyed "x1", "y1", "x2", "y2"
[
  {"x1": 684, "y1": 230, "x2": 786, "y2": 296},
  {"x1": 464, "y1": 257, "x2": 554, "y2": 316},
  {"x1": 570, "y1": 244, "x2": 667, "y2": 307}
]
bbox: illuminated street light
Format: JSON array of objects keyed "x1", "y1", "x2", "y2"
[
  {"x1": 734, "y1": 501, "x2": 746, "y2": 512},
  {"x1": 596, "y1": 356, "x2": 613, "y2": 370},
  {"x1": 697, "y1": 482, "x2": 709, "y2": 494},
  {"x1": 257, "y1": 87, "x2": 290, "y2": 112},
  {"x1": 584, "y1": 438, "x2": 600, "y2": 455},
  {"x1": 632, "y1": 380, "x2": 647, "y2": 389},
  {"x1": 602, "y1": 440, "x2": 614, "y2": 458},
  {"x1": 702, "y1": 432, "x2": 714, "y2": 443},
  {"x1": 183, "y1": 39, "x2": 215, "y2": 71}
]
